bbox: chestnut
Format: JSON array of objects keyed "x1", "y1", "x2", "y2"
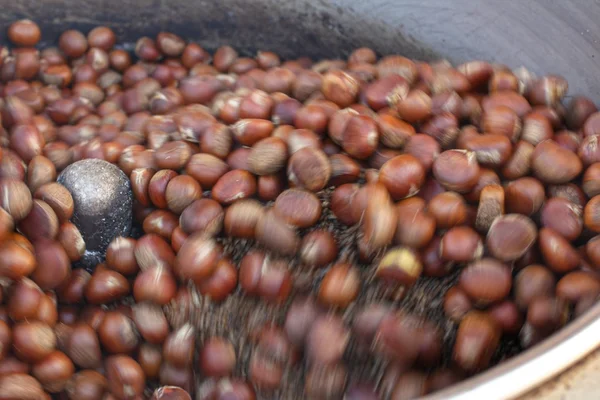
[
  {"x1": 0, "y1": 178, "x2": 33, "y2": 221},
  {"x1": 223, "y1": 199, "x2": 264, "y2": 238},
  {"x1": 97, "y1": 311, "x2": 139, "y2": 354},
  {"x1": 0, "y1": 319, "x2": 10, "y2": 360},
  {"x1": 198, "y1": 258, "x2": 238, "y2": 302},
  {"x1": 376, "y1": 247, "x2": 422, "y2": 291},
  {"x1": 239, "y1": 251, "x2": 292, "y2": 302},
  {"x1": 527, "y1": 296, "x2": 568, "y2": 332},
  {"x1": 528, "y1": 75, "x2": 568, "y2": 106},
  {"x1": 88, "y1": 26, "x2": 116, "y2": 50},
  {"x1": 540, "y1": 197, "x2": 583, "y2": 241},
  {"x1": 31, "y1": 239, "x2": 70, "y2": 290},
  {"x1": 34, "y1": 182, "x2": 74, "y2": 222},
  {"x1": 319, "y1": 263, "x2": 360, "y2": 308},
  {"x1": 444, "y1": 286, "x2": 473, "y2": 322},
  {"x1": 138, "y1": 343, "x2": 162, "y2": 381},
  {"x1": 132, "y1": 302, "x2": 169, "y2": 345},
  {"x1": 373, "y1": 313, "x2": 422, "y2": 364},
  {"x1": 482, "y1": 90, "x2": 532, "y2": 117},
  {"x1": 7, "y1": 277, "x2": 43, "y2": 321},
  {"x1": 18, "y1": 199, "x2": 59, "y2": 241},
  {"x1": 433, "y1": 149, "x2": 480, "y2": 193},
  {"x1": 428, "y1": 191, "x2": 467, "y2": 229},
  {"x1": 294, "y1": 104, "x2": 329, "y2": 134},
  {"x1": 459, "y1": 258, "x2": 512, "y2": 306},
  {"x1": 475, "y1": 184, "x2": 505, "y2": 233},
  {"x1": 105, "y1": 355, "x2": 146, "y2": 399},
  {"x1": 390, "y1": 370, "x2": 430, "y2": 400},
  {"x1": 8, "y1": 19, "x2": 41, "y2": 47},
  {"x1": 532, "y1": 140, "x2": 582, "y2": 184},
  {"x1": 273, "y1": 188, "x2": 322, "y2": 228},
  {"x1": 487, "y1": 301, "x2": 523, "y2": 335},
  {"x1": 135, "y1": 233, "x2": 175, "y2": 270},
  {"x1": 66, "y1": 323, "x2": 102, "y2": 369},
  {"x1": 0, "y1": 374, "x2": 45, "y2": 399},
  {"x1": 538, "y1": 228, "x2": 580, "y2": 273},
  {"x1": 231, "y1": 118, "x2": 274, "y2": 146},
  {"x1": 521, "y1": 113, "x2": 553, "y2": 146},
  {"x1": 584, "y1": 195, "x2": 600, "y2": 232},
  {"x1": 322, "y1": 70, "x2": 359, "y2": 107},
  {"x1": 422, "y1": 112, "x2": 460, "y2": 149},
  {"x1": 287, "y1": 147, "x2": 331, "y2": 191},
  {"x1": 583, "y1": 163, "x2": 600, "y2": 198},
  {"x1": 199, "y1": 337, "x2": 236, "y2": 377},
  {"x1": 151, "y1": 386, "x2": 192, "y2": 400},
  {"x1": 255, "y1": 209, "x2": 300, "y2": 256},
  {"x1": 12, "y1": 321, "x2": 57, "y2": 362},
  {"x1": 64, "y1": 370, "x2": 107, "y2": 400},
  {"x1": 133, "y1": 266, "x2": 177, "y2": 305},
  {"x1": 586, "y1": 235, "x2": 600, "y2": 269},
  {"x1": 175, "y1": 233, "x2": 220, "y2": 283},
  {"x1": 306, "y1": 315, "x2": 349, "y2": 365},
  {"x1": 440, "y1": 226, "x2": 483, "y2": 262},
  {"x1": 514, "y1": 265, "x2": 556, "y2": 310},
  {"x1": 106, "y1": 237, "x2": 139, "y2": 276},
  {"x1": 57, "y1": 222, "x2": 86, "y2": 262},
  {"x1": 394, "y1": 198, "x2": 436, "y2": 249},
  {"x1": 377, "y1": 55, "x2": 417, "y2": 82},
  {"x1": 481, "y1": 106, "x2": 521, "y2": 142},
  {"x1": 486, "y1": 214, "x2": 537, "y2": 261},
  {"x1": 505, "y1": 177, "x2": 545, "y2": 216},
  {"x1": 379, "y1": 154, "x2": 425, "y2": 200},
  {"x1": 453, "y1": 311, "x2": 501, "y2": 372},
  {"x1": 179, "y1": 198, "x2": 224, "y2": 236},
  {"x1": 556, "y1": 271, "x2": 600, "y2": 304},
  {"x1": 360, "y1": 183, "x2": 397, "y2": 259},
  {"x1": 32, "y1": 351, "x2": 75, "y2": 393},
  {"x1": 300, "y1": 229, "x2": 338, "y2": 267},
  {"x1": 248, "y1": 136, "x2": 288, "y2": 176},
  {"x1": 341, "y1": 115, "x2": 379, "y2": 159},
  {"x1": 211, "y1": 169, "x2": 257, "y2": 204},
  {"x1": 85, "y1": 268, "x2": 130, "y2": 304},
  {"x1": 378, "y1": 114, "x2": 416, "y2": 148},
  {"x1": 163, "y1": 324, "x2": 195, "y2": 368},
  {"x1": 154, "y1": 141, "x2": 192, "y2": 171}
]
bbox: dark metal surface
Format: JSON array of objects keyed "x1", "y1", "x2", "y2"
[
  {"x1": 57, "y1": 159, "x2": 132, "y2": 270},
  {"x1": 0, "y1": 0, "x2": 599, "y2": 100}
]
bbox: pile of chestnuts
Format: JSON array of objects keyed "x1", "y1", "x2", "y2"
[{"x1": 1, "y1": 18, "x2": 600, "y2": 400}]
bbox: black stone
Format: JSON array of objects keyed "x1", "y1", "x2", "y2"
[{"x1": 57, "y1": 159, "x2": 133, "y2": 270}]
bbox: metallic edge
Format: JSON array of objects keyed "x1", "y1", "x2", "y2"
[{"x1": 422, "y1": 302, "x2": 600, "y2": 400}]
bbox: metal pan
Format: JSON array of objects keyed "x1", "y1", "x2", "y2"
[{"x1": 4, "y1": 0, "x2": 600, "y2": 397}]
